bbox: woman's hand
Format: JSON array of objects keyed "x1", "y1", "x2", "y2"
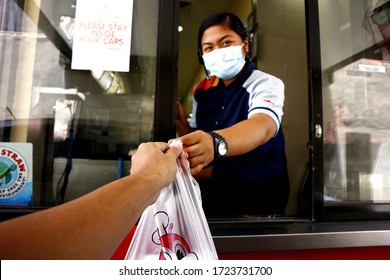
[{"x1": 177, "y1": 130, "x2": 214, "y2": 174}]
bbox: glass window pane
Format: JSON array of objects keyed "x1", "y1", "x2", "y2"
[
  {"x1": 319, "y1": 0, "x2": 390, "y2": 204},
  {"x1": 0, "y1": 0, "x2": 158, "y2": 206}
]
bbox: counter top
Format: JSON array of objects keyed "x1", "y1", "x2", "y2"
[{"x1": 209, "y1": 218, "x2": 390, "y2": 252}]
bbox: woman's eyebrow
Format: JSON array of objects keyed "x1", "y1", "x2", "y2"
[
  {"x1": 202, "y1": 34, "x2": 234, "y2": 47},
  {"x1": 202, "y1": 42, "x2": 213, "y2": 47},
  {"x1": 218, "y1": 34, "x2": 234, "y2": 43}
]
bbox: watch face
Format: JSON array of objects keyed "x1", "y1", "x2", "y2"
[{"x1": 218, "y1": 142, "x2": 228, "y2": 156}]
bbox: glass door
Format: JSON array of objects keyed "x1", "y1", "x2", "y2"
[{"x1": 309, "y1": 0, "x2": 390, "y2": 220}]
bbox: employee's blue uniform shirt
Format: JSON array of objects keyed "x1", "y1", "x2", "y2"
[{"x1": 189, "y1": 62, "x2": 290, "y2": 215}]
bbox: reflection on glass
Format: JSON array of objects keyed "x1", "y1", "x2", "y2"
[
  {"x1": 91, "y1": 70, "x2": 126, "y2": 94},
  {"x1": 320, "y1": 0, "x2": 390, "y2": 204},
  {"x1": 0, "y1": 0, "x2": 158, "y2": 206}
]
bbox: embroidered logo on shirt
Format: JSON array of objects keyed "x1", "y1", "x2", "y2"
[{"x1": 263, "y1": 99, "x2": 274, "y2": 104}]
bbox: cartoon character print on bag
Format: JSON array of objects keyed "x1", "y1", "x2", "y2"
[{"x1": 152, "y1": 211, "x2": 198, "y2": 260}]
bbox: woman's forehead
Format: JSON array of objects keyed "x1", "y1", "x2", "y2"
[{"x1": 201, "y1": 25, "x2": 239, "y2": 44}]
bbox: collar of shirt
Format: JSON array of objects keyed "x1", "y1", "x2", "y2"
[{"x1": 218, "y1": 61, "x2": 254, "y2": 97}]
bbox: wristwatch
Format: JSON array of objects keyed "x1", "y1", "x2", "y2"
[{"x1": 208, "y1": 131, "x2": 228, "y2": 162}]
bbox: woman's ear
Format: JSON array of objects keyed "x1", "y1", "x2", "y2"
[
  {"x1": 243, "y1": 37, "x2": 250, "y2": 55},
  {"x1": 242, "y1": 37, "x2": 249, "y2": 60}
]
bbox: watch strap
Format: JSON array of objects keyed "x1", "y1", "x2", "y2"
[{"x1": 207, "y1": 131, "x2": 228, "y2": 163}]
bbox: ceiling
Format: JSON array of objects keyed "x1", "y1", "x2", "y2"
[{"x1": 177, "y1": 0, "x2": 233, "y2": 99}]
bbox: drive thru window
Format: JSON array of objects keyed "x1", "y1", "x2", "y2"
[{"x1": 1, "y1": 0, "x2": 390, "y2": 258}]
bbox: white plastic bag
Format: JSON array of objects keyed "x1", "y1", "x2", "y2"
[{"x1": 125, "y1": 141, "x2": 218, "y2": 260}]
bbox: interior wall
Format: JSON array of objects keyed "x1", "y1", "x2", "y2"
[{"x1": 257, "y1": 0, "x2": 308, "y2": 215}]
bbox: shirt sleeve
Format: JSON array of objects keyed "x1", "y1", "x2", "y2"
[{"x1": 243, "y1": 71, "x2": 285, "y2": 132}]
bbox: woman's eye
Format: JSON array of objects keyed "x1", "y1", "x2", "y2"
[{"x1": 222, "y1": 41, "x2": 231, "y2": 46}]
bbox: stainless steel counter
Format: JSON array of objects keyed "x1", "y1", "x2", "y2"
[{"x1": 209, "y1": 218, "x2": 390, "y2": 252}]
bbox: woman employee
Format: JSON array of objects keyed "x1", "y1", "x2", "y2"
[{"x1": 176, "y1": 12, "x2": 290, "y2": 216}]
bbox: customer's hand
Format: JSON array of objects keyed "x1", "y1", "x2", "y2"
[{"x1": 130, "y1": 142, "x2": 181, "y2": 191}]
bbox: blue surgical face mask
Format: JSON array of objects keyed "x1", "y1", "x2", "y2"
[{"x1": 202, "y1": 44, "x2": 245, "y2": 80}]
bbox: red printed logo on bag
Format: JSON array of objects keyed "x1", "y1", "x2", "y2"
[{"x1": 153, "y1": 211, "x2": 198, "y2": 260}]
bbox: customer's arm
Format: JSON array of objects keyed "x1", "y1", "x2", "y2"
[{"x1": 0, "y1": 142, "x2": 180, "y2": 260}]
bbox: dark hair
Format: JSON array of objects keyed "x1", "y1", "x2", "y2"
[{"x1": 197, "y1": 12, "x2": 248, "y2": 65}]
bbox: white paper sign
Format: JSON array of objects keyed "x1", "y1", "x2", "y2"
[
  {"x1": 71, "y1": 0, "x2": 133, "y2": 72},
  {"x1": 358, "y1": 64, "x2": 386, "y2": 73}
]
